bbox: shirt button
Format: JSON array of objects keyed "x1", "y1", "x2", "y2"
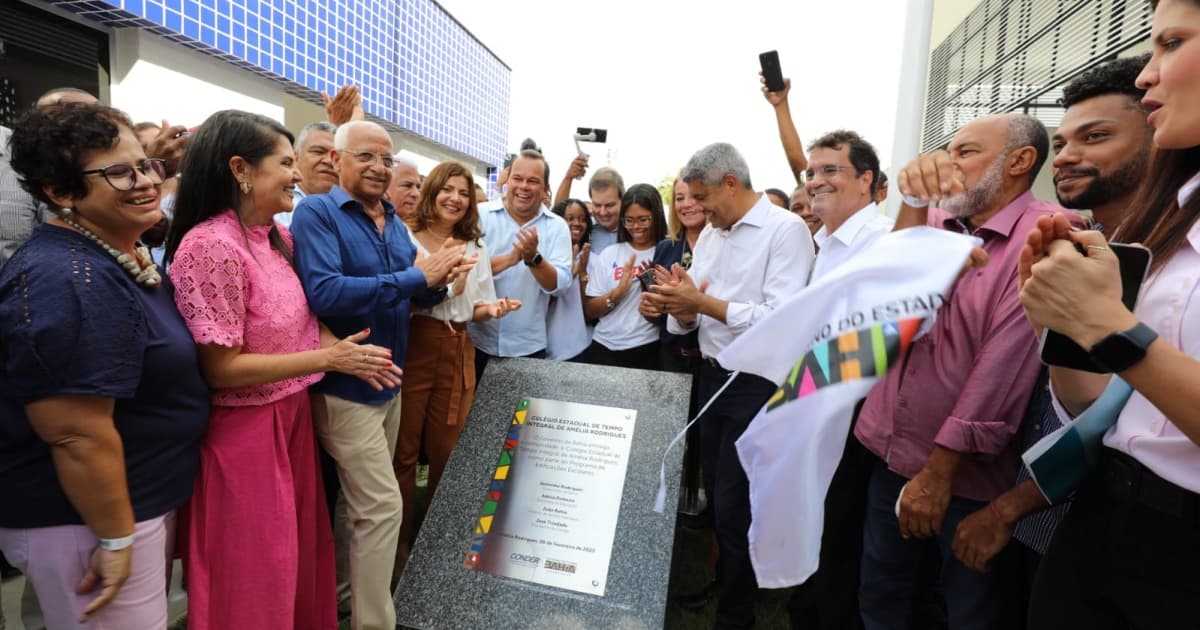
[
  {"x1": 907, "y1": 368, "x2": 917, "y2": 376},
  {"x1": 898, "y1": 399, "x2": 908, "y2": 409}
]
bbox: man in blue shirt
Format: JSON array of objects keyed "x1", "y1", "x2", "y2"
[
  {"x1": 291, "y1": 120, "x2": 466, "y2": 630},
  {"x1": 468, "y1": 149, "x2": 573, "y2": 380}
]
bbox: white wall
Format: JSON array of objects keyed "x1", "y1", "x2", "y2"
[{"x1": 108, "y1": 29, "x2": 284, "y2": 128}]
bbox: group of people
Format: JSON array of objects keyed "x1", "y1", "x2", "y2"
[{"x1": 0, "y1": 1, "x2": 1198, "y2": 629}]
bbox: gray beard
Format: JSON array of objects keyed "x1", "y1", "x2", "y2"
[{"x1": 940, "y1": 157, "x2": 1005, "y2": 218}]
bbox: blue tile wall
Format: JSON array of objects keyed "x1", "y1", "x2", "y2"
[{"x1": 44, "y1": 0, "x2": 510, "y2": 165}]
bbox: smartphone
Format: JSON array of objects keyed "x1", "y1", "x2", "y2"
[
  {"x1": 1039, "y1": 242, "x2": 1153, "y2": 373},
  {"x1": 502, "y1": 153, "x2": 515, "y2": 169},
  {"x1": 759, "y1": 50, "x2": 785, "y2": 92},
  {"x1": 637, "y1": 268, "x2": 657, "y2": 292},
  {"x1": 576, "y1": 127, "x2": 608, "y2": 143}
]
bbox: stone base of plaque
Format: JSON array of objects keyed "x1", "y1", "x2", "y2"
[{"x1": 394, "y1": 358, "x2": 690, "y2": 629}]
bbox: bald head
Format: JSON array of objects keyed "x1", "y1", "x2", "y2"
[
  {"x1": 36, "y1": 87, "x2": 98, "y2": 108},
  {"x1": 387, "y1": 157, "x2": 420, "y2": 218},
  {"x1": 941, "y1": 113, "x2": 1048, "y2": 218}
]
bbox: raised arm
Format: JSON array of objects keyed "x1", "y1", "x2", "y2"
[{"x1": 762, "y1": 75, "x2": 809, "y2": 185}]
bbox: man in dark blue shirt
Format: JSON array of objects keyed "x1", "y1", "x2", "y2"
[{"x1": 291, "y1": 120, "x2": 466, "y2": 630}]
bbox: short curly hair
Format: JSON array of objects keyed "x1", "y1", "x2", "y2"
[
  {"x1": 1060, "y1": 54, "x2": 1151, "y2": 109},
  {"x1": 8, "y1": 102, "x2": 133, "y2": 208}
]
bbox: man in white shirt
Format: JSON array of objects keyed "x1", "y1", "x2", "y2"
[
  {"x1": 806, "y1": 130, "x2": 894, "y2": 282},
  {"x1": 790, "y1": 129, "x2": 894, "y2": 630},
  {"x1": 644, "y1": 142, "x2": 814, "y2": 628}
]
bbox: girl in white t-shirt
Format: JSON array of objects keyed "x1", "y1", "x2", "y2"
[{"x1": 580, "y1": 183, "x2": 668, "y2": 370}]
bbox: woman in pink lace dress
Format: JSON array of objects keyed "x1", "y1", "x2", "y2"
[{"x1": 164, "y1": 111, "x2": 403, "y2": 630}]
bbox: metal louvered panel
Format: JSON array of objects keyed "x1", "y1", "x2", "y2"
[
  {"x1": 922, "y1": 0, "x2": 1151, "y2": 151},
  {"x1": 0, "y1": 1, "x2": 103, "y2": 70}
]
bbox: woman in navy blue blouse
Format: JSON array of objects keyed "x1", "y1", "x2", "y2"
[{"x1": 0, "y1": 102, "x2": 209, "y2": 628}]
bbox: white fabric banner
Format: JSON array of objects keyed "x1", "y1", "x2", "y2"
[{"x1": 717, "y1": 226, "x2": 979, "y2": 588}]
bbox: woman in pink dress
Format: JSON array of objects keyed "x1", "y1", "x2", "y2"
[{"x1": 165, "y1": 110, "x2": 403, "y2": 629}]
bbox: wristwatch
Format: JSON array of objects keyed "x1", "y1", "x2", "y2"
[
  {"x1": 605, "y1": 294, "x2": 618, "y2": 310},
  {"x1": 525, "y1": 252, "x2": 543, "y2": 267},
  {"x1": 1087, "y1": 322, "x2": 1158, "y2": 373}
]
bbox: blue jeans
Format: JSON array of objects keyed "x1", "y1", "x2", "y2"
[{"x1": 859, "y1": 460, "x2": 1014, "y2": 630}]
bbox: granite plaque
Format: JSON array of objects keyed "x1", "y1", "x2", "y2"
[
  {"x1": 464, "y1": 397, "x2": 636, "y2": 596},
  {"x1": 395, "y1": 358, "x2": 691, "y2": 630}
]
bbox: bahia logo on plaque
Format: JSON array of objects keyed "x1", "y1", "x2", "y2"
[{"x1": 464, "y1": 397, "x2": 636, "y2": 596}]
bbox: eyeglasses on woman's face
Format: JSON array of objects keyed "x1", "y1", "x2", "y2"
[{"x1": 81, "y1": 158, "x2": 167, "y2": 191}]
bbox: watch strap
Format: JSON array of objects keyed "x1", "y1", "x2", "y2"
[{"x1": 1089, "y1": 322, "x2": 1158, "y2": 373}]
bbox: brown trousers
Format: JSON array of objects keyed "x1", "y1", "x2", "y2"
[{"x1": 393, "y1": 315, "x2": 476, "y2": 576}]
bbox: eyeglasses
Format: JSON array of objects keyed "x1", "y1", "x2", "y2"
[
  {"x1": 622, "y1": 216, "x2": 653, "y2": 227},
  {"x1": 803, "y1": 164, "x2": 857, "y2": 183},
  {"x1": 347, "y1": 150, "x2": 395, "y2": 169},
  {"x1": 81, "y1": 158, "x2": 167, "y2": 191}
]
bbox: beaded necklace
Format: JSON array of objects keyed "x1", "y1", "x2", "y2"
[{"x1": 60, "y1": 213, "x2": 162, "y2": 288}]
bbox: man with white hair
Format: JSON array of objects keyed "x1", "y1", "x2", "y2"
[
  {"x1": 644, "y1": 142, "x2": 814, "y2": 627},
  {"x1": 385, "y1": 155, "x2": 421, "y2": 220},
  {"x1": 291, "y1": 120, "x2": 469, "y2": 630}
]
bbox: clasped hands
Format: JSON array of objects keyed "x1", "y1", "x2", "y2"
[
  {"x1": 507, "y1": 226, "x2": 542, "y2": 267},
  {"x1": 327, "y1": 328, "x2": 403, "y2": 391},
  {"x1": 1018, "y1": 213, "x2": 1134, "y2": 348},
  {"x1": 416, "y1": 238, "x2": 477, "y2": 289},
  {"x1": 639, "y1": 264, "x2": 709, "y2": 324}
]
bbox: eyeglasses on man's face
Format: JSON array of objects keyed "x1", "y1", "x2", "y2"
[
  {"x1": 81, "y1": 158, "x2": 167, "y2": 191},
  {"x1": 622, "y1": 215, "x2": 653, "y2": 227},
  {"x1": 347, "y1": 150, "x2": 395, "y2": 169},
  {"x1": 803, "y1": 164, "x2": 857, "y2": 183}
]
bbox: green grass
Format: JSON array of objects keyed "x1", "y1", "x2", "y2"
[{"x1": 664, "y1": 522, "x2": 794, "y2": 629}]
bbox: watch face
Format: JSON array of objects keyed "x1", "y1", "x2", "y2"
[{"x1": 1089, "y1": 323, "x2": 1156, "y2": 373}]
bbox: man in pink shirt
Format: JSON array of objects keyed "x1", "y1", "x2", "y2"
[{"x1": 853, "y1": 113, "x2": 1077, "y2": 630}]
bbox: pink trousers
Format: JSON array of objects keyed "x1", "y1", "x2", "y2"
[{"x1": 0, "y1": 512, "x2": 172, "y2": 630}]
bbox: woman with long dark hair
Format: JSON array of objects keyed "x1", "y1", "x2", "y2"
[
  {"x1": 393, "y1": 160, "x2": 519, "y2": 575},
  {"x1": 166, "y1": 110, "x2": 401, "y2": 629},
  {"x1": 1019, "y1": 0, "x2": 1200, "y2": 626},
  {"x1": 580, "y1": 183, "x2": 668, "y2": 369}
]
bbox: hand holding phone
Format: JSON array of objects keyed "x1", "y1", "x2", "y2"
[
  {"x1": 1039, "y1": 242, "x2": 1152, "y2": 372},
  {"x1": 759, "y1": 50, "x2": 785, "y2": 92}
]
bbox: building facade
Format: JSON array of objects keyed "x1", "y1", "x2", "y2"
[
  {"x1": 923, "y1": 0, "x2": 1151, "y2": 152},
  {"x1": 2, "y1": 0, "x2": 511, "y2": 172}
]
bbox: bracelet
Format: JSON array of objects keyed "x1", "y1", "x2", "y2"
[
  {"x1": 987, "y1": 501, "x2": 1006, "y2": 525},
  {"x1": 98, "y1": 533, "x2": 135, "y2": 551},
  {"x1": 901, "y1": 193, "x2": 930, "y2": 209}
]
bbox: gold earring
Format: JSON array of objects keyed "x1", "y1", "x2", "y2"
[{"x1": 239, "y1": 181, "x2": 252, "y2": 194}]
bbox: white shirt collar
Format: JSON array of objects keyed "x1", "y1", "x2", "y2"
[
  {"x1": 1183, "y1": 172, "x2": 1200, "y2": 254},
  {"x1": 813, "y1": 202, "x2": 878, "y2": 248}
]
